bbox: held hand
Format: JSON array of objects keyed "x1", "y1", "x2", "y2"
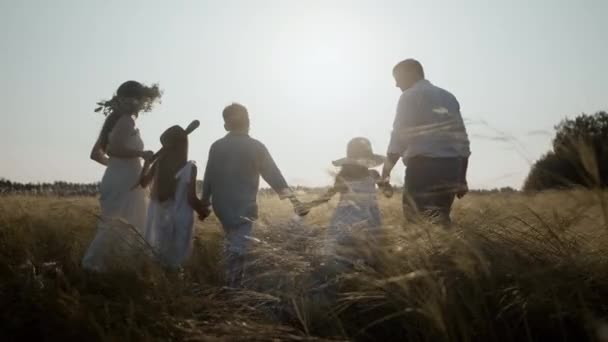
[
  {"x1": 140, "y1": 150, "x2": 154, "y2": 162},
  {"x1": 456, "y1": 183, "x2": 469, "y2": 199},
  {"x1": 378, "y1": 180, "x2": 394, "y2": 198},
  {"x1": 131, "y1": 160, "x2": 151, "y2": 190},
  {"x1": 290, "y1": 198, "x2": 310, "y2": 217}
]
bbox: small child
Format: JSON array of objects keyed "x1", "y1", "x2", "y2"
[
  {"x1": 140, "y1": 125, "x2": 206, "y2": 269},
  {"x1": 305, "y1": 137, "x2": 391, "y2": 260}
]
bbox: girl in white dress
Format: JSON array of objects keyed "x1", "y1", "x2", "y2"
[
  {"x1": 83, "y1": 80, "x2": 161, "y2": 271},
  {"x1": 304, "y1": 137, "x2": 391, "y2": 261},
  {"x1": 139, "y1": 125, "x2": 206, "y2": 269}
]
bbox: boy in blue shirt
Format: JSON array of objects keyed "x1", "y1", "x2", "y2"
[{"x1": 200, "y1": 103, "x2": 307, "y2": 287}]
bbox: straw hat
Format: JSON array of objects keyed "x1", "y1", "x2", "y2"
[
  {"x1": 332, "y1": 137, "x2": 385, "y2": 168},
  {"x1": 160, "y1": 125, "x2": 187, "y2": 148}
]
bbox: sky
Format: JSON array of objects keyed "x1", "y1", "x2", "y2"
[{"x1": 1, "y1": 0, "x2": 606, "y2": 189}]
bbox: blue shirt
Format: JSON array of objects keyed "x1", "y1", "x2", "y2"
[
  {"x1": 387, "y1": 79, "x2": 471, "y2": 164},
  {"x1": 201, "y1": 132, "x2": 290, "y2": 227}
]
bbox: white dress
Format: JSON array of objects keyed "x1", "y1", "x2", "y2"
[
  {"x1": 144, "y1": 161, "x2": 196, "y2": 268},
  {"x1": 82, "y1": 116, "x2": 149, "y2": 271},
  {"x1": 323, "y1": 175, "x2": 382, "y2": 256}
]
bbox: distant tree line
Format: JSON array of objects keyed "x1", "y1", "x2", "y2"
[
  {"x1": 0, "y1": 180, "x2": 333, "y2": 197},
  {"x1": 2, "y1": 178, "x2": 519, "y2": 197},
  {"x1": 0, "y1": 179, "x2": 99, "y2": 196},
  {"x1": 524, "y1": 111, "x2": 608, "y2": 191},
  {"x1": 470, "y1": 187, "x2": 518, "y2": 194}
]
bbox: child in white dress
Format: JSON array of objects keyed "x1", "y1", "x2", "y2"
[
  {"x1": 305, "y1": 137, "x2": 391, "y2": 261},
  {"x1": 140, "y1": 125, "x2": 206, "y2": 269}
]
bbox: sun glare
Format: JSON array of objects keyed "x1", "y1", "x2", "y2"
[{"x1": 269, "y1": 10, "x2": 372, "y2": 97}]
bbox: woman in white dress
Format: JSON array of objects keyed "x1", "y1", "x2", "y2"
[{"x1": 82, "y1": 80, "x2": 162, "y2": 271}]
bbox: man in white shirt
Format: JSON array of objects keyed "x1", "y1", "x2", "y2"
[{"x1": 381, "y1": 59, "x2": 471, "y2": 225}]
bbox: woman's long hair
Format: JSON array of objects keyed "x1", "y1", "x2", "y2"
[
  {"x1": 153, "y1": 126, "x2": 189, "y2": 202},
  {"x1": 95, "y1": 81, "x2": 162, "y2": 151}
]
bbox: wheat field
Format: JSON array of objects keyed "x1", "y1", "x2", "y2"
[{"x1": 0, "y1": 190, "x2": 607, "y2": 341}]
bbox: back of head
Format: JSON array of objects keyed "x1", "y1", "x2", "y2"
[
  {"x1": 393, "y1": 59, "x2": 425, "y2": 78},
  {"x1": 393, "y1": 59, "x2": 425, "y2": 90},
  {"x1": 160, "y1": 125, "x2": 188, "y2": 148},
  {"x1": 222, "y1": 103, "x2": 250, "y2": 132},
  {"x1": 96, "y1": 80, "x2": 162, "y2": 151},
  {"x1": 154, "y1": 125, "x2": 188, "y2": 202},
  {"x1": 116, "y1": 80, "x2": 146, "y2": 98}
]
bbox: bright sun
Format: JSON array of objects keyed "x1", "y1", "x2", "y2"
[{"x1": 269, "y1": 9, "x2": 374, "y2": 98}]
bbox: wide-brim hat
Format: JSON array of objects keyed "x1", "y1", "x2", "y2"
[
  {"x1": 160, "y1": 125, "x2": 188, "y2": 148},
  {"x1": 332, "y1": 137, "x2": 385, "y2": 168}
]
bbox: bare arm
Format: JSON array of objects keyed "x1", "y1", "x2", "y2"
[
  {"x1": 190, "y1": 165, "x2": 211, "y2": 220},
  {"x1": 105, "y1": 116, "x2": 150, "y2": 159},
  {"x1": 139, "y1": 160, "x2": 157, "y2": 188},
  {"x1": 201, "y1": 147, "x2": 213, "y2": 207},
  {"x1": 187, "y1": 165, "x2": 202, "y2": 209},
  {"x1": 89, "y1": 137, "x2": 109, "y2": 166},
  {"x1": 381, "y1": 153, "x2": 400, "y2": 181},
  {"x1": 307, "y1": 187, "x2": 338, "y2": 207},
  {"x1": 305, "y1": 178, "x2": 344, "y2": 208}
]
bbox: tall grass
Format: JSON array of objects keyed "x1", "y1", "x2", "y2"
[{"x1": 0, "y1": 191, "x2": 607, "y2": 341}]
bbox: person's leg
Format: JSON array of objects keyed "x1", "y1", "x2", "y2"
[
  {"x1": 223, "y1": 221, "x2": 253, "y2": 287},
  {"x1": 428, "y1": 158, "x2": 461, "y2": 227},
  {"x1": 224, "y1": 250, "x2": 246, "y2": 287},
  {"x1": 404, "y1": 157, "x2": 460, "y2": 227},
  {"x1": 403, "y1": 158, "x2": 425, "y2": 223},
  {"x1": 438, "y1": 192, "x2": 456, "y2": 227},
  {"x1": 402, "y1": 186, "x2": 420, "y2": 223},
  {"x1": 419, "y1": 189, "x2": 456, "y2": 227}
]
